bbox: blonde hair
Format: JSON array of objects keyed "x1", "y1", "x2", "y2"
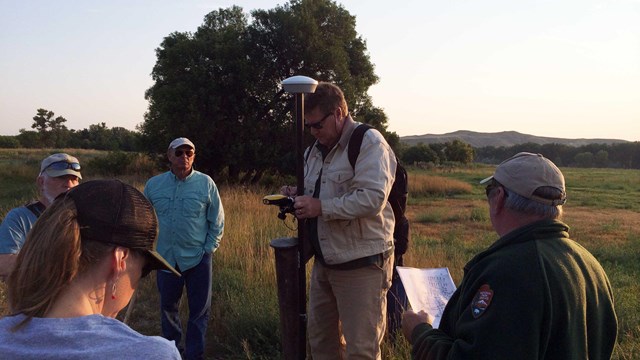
[{"x1": 7, "y1": 198, "x2": 112, "y2": 327}]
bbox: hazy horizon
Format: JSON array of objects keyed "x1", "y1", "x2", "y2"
[{"x1": 401, "y1": 129, "x2": 633, "y2": 141}]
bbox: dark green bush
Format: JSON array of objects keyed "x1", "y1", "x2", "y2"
[
  {"x1": 87, "y1": 151, "x2": 157, "y2": 177},
  {"x1": 0, "y1": 136, "x2": 20, "y2": 148}
]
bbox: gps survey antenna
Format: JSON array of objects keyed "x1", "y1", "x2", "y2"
[{"x1": 271, "y1": 75, "x2": 317, "y2": 360}]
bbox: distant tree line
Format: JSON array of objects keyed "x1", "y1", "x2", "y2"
[
  {"x1": 398, "y1": 140, "x2": 476, "y2": 165},
  {"x1": 475, "y1": 142, "x2": 640, "y2": 169},
  {"x1": 398, "y1": 140, "x2": 640, "y2": 169},
  {"x1": 2, "y1": 107, "x2": 638, "y2": 171},
  {"x1": 0, "y1": 108, "x2": 142, "y2": 151}
]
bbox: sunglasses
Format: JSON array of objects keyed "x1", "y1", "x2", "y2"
[
  {"x1": 304, "y1": 112, "x2": 333, "y2": 130},
  {"x1": 45, "y1": 161, "x2": 81, "y2": 172},
  {"x1": 175, "y1": 149, "x2": 194, "y2": 157}
]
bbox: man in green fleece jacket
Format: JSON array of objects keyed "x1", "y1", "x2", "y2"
[{"x1": 402, "y1": 152, "x2": 617, "y2": 360}]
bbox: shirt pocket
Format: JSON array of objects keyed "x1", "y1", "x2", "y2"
[
  {"x1": 183, "y1": 196, "x2": 207, "y2": 218},
  {"x1": 325, "y1": 170, "x2": 354, "y2": 198},
  {"x1": 327, "y1": 218, "x2": 363, "y2": 245},
  {"x1": 153, "y1": 196, "x2": 172, "y2": 215}
]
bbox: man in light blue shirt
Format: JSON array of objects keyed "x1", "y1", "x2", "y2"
[
  {"x1": 0, "y1": 153, "x2": 81, "y2": 280},
  {"x1": 144, "y1": 137, "x2": 224, "y2": 360}
]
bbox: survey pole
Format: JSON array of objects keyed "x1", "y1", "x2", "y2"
[{"x1": 280, "y1": 75, "x2": 317, "y2": 359}]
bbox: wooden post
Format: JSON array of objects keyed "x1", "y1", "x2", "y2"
[{"x1": 270, "y1": 237, "x2": 301, "y2": 359}]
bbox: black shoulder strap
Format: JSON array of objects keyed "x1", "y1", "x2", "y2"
[
  {"x1": 348, "y1": 124, "x2": 373, "y2": 169},
  {"x1": 25, "y1": 201, "x2": 46, "y2": 218}
]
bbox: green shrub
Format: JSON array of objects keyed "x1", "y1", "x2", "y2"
[
  {"x1": 87, "y1": 151, "x2": 157, "y2": 177},
  {"x1": 0, "y1": 136, "x2": 20, "y2": 148}
]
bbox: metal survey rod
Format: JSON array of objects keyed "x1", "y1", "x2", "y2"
[{"x1": 280, "y1": 75, "x2": 317, "y2": 359}]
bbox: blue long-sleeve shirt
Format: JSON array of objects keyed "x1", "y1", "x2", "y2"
[
  {"x1": 144, "y1": 170, "x2": 224, "y2": 272},
  {"x1": 0, "y1": 206, "x2": 39, "y2": 254}
]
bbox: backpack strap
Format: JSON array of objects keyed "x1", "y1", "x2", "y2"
[
  {"x1": 348, "y1": 124, "x2": 373, "y2": 169},
  {"x1": 25, "y1": 201, "x2": 46, "y2": 218}
]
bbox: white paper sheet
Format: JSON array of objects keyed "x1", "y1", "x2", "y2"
[{"x1": 396, "y1": 266, "x2": 457, "y2": 329}]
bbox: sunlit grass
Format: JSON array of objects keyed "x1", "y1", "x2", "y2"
[
  {"x1": 1, "y1": 152, "x2": 638, "y2": 359},
  {"x1": 409, "y1": 173, "x2": 473, "y2": 197}
]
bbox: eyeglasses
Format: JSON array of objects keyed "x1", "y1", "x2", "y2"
[
  {"x1": 304, "y1": 112, "x2": 333, "y2": 130},
  {"x1": 45, "y1": 161, "x2": 81, "y2": 172},
  {"x1": 175, "y1": 149, "x2": 194, "y2": 157}
]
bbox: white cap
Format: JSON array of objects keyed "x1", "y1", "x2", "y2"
[
  {"x1": 168, "y1": 137, "x2": 195, "y2": 151},
  {"x1": 40, "y1": 153, "x2": 82, "y2": 179}
]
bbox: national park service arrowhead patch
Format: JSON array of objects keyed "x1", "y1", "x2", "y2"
[{"x1": 471, "y1": 284, "x2": 494, "y2": 319}]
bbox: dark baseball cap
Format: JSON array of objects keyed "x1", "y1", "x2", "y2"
[{"x1": 65, "y1": 179, "x2": 180, "y2": 276}]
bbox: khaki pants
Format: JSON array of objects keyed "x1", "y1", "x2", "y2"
[{"x1": 307, "y1": 255, "x2": 393, "y2": 360}]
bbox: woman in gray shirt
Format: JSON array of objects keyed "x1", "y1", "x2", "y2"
[{"x1": 0, "y1": 180, "x2": 182, "y2": 360}]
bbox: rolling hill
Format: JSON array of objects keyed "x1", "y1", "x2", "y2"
[{"x1": 400, "y1": 130, "x2": 630, "y2": 148}]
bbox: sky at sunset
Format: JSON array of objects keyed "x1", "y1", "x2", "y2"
[{"x1": 1, "y1": 0, "x2": 638, "y2": 141}]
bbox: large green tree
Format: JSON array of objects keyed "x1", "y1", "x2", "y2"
[
  {"x1": 444, "y1": 140, "x2": 475, "y2": 164},
  {"x1": 141, "y1": 0, "x2": 394, "y2": 183},
  {"x1": 402, "y1": 143, "x2": 440, "y2": 165}
]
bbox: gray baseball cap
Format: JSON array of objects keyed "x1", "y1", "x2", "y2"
[
  {"x1": 480, "y1": 152, "x2": 566, "y2": 206},
  {"x1": 40, "y1": 153, "x2": 82, "y2": 179}
]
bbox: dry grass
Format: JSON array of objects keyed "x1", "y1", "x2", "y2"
[
  {"x1": 1, "y1": 153, "x2": 638, "y2": 359},
  {"x1": 409, "y1": 173, "x2": 473, "y2": 198},
  {"x1": 405, "y1": 199, "x2": 494, "y2": 283},
  {"x1": 403, "y1": 171, "x2": 640, "y2": 360}
]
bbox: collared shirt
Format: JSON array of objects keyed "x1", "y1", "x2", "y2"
[
  {"x1": 303, "y1": 116, "x2": 396, "y2": 264},
  {"x1": 144, "y1": 170, "x2": 224, "y2": 272},
  {"x1": 0, "y1": 206, "x2": 39, "y2": 254}
]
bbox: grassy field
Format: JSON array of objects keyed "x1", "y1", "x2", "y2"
[{"x1": 0, "y1": 149, "x2": 638, "y2": 359}]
